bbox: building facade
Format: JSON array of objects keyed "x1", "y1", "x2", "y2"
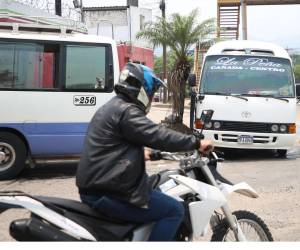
[{"x1": 83, "y1": 0, "x2": 152, "y2": 48}]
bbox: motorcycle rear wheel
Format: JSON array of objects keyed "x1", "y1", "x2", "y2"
[{"x1": 211, "y1": 210, "x2": 274, "y2": 241}]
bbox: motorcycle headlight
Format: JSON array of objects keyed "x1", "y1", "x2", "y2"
[
  {"x1": 280, "y1": 125, "x2": 287, "y2": 133},
  {"x1": 205, "y1": 122, "x2": 213, "y2": 129},
  {"x1": 271, "y1": 124, "x2": 279, "y2": 132},
  {"x1": 213, "y1": 121, "x2": 221, "y2": 129}
]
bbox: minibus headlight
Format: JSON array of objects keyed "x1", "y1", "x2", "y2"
[
  {"x1": 271, "y1": 124, "x2": 279, "y2": 132},
  {"x1": 205, "y1": 122, "x2": 213, "y2": 129},
  {"x1": 213, "y1": 121, "x2": 221, "y2": 129},
  {"x1": 279, "y1": 125, "x2": 287, "y2": 133}
]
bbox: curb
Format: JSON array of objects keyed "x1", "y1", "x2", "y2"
[{"x1": 152, "y1": 103, "x2": 190, "y2": 109}]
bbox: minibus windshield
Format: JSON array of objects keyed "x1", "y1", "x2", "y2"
[{"x1": 200, "y1": 55, "x2": 295, "y2": 98}]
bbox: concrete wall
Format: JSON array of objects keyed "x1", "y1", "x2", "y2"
[
  {"x1": 128, "y1": 6, "x2": 152, "y2": 47},
  {"x1": 84, "y1": 6, "x2": 152, "y2": 48},
  {"x1": 85, "y1": 9, "x2": 129, "y2": 42}
]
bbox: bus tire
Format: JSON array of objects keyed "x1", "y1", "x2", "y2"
[{"x1": 0, "y1": 132, "x2": 27, "y2": 180}]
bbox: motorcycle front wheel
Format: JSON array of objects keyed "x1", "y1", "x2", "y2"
[{"x1": 211, "y1": 210, "x2": 274, "y2": 241}]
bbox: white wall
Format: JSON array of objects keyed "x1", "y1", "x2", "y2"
[
  {"x1": 84, "y1": 6, "x2": 152, "y2": 48},
  {"x1": 128, "y1": 6, "x2": 152, "y2": 47},
  {"x1": 85, "y1": 9, "x2": 129, "y2": 42}
]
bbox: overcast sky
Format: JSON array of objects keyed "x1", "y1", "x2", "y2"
[{"x1": 82, "y1": 0, "x2": 300, "y2": 52}]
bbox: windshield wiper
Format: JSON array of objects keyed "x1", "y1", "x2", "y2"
[
  {"x1": 202, "y1": 92, "x2": 224, "y2": 95},
  {"x1": 243, "y1": 94, "x2": 289, "y2": 103},
  {"x1": 265, "y1": 95, "x2": 289, "y2": 103},
  {"x1": 228, "y1": 94, "x2": 248, "y2": 101},
  {"x1": 203, "y1": 92, "x2": 248, "y2": 101}
]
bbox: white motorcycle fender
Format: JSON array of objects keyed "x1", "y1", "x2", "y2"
[
  {"x1": 219, "y1": 182, "x2": 259, "y2": 198},
  {"x1": 0, "y1": 195, "x2": 97, "y2": 241},
  {"x1": 167, "y1": 175, "x2": 227, "y2": 237}
]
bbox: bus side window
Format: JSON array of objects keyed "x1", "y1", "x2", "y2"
[
  {"x1": 0, "y1": 41, "x2": 59, "y2": 90},
  {"x1": 0, "y1": 43, "x2": 14, "y2": 88},
  {"x1": 64, "y1": 45, "x2": 112, "y2": 92}
]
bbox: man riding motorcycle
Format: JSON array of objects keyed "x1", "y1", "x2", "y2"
[{"x1": 76, "y1": 62, "x2": 214, "y2": 241}]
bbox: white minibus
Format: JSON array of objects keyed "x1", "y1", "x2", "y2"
[{"x1": 195, "y1": 40, "x2": 297, "y2": 156}]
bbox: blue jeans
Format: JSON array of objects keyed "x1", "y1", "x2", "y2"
[{"x1": 80, "y1": 190, "x2": 185, "y2": 241}]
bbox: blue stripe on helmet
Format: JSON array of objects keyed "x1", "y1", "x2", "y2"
[{"x1": 141, "y1": 65, "x2": 164, "y2": 96}]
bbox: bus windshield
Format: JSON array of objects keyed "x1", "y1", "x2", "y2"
[{"x1": 200, "y1": 55, "x2": 295, "y2": 98}]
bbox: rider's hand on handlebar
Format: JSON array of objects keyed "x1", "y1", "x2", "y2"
[
  {"x1": 145, "y1": 149, "x2": 163, "y2": 161},
  {"x1": 199, "y1": 139, "x2": 214, "y2": 156},
  {"x1": 144, "y1": 149, "x2": 152, "y2": 161}
]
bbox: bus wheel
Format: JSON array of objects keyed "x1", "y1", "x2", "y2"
[{"x1": 0, "y1": 132, "x2": 27, "y2": 180}]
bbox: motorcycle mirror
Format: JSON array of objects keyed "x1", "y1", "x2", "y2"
[
  {"x1": 197, "y1": 93, "x2": 205, "y2": 101},
  {"x1": 200, "y1": 110, "x2": 214, "y2": 124},
  {"x1": 194, "y1": 110, "x2": 214, "y2": 130}
]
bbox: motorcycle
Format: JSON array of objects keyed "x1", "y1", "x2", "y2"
[{"x1": 0, "y1": 111, "x2": 274, "y2": 242}]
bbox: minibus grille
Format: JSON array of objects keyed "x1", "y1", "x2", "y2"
[{"x1": 221, "y1": 121, "x2": 270, "y2": 133}]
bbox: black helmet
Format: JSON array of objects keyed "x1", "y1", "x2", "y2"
[{"x1": 115, "y1": 63, "x2": 166, "y2": 111}]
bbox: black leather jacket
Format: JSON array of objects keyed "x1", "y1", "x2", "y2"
[{"x1": 76, "y1": 94, "x2": 200, "y2": 206}]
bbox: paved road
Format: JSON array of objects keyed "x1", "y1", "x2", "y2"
[{"x1": 0, "y1": 105, "x2": 299, "y2": 241}]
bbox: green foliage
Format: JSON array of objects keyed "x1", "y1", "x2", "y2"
[
  {"x1": 154, "y1": 51, "x2": 193, "y2": 76},
  {"x1": 291, "y1": 54, "x2": 300, "y2": 82},
  {"x1": 294, "y1": 64, "x2": 300, "y2": 83},
  {"x1": 291, "y1": 54, "x2": 300, "y2": 64},
  {"x1": 137, "y1": 9, "x2": 217, "y2": 63}
]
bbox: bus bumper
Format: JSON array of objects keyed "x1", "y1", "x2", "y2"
[{"x1": 202, "y1": 130, "x2": 296, "y2": 150}]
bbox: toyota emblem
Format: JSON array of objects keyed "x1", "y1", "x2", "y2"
[{"x1": 241, "y1": 111, "x2": 252, "y2": 119}]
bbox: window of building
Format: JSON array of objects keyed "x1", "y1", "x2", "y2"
[{"x1": 140, "y1": 15, "x2": 145, "y2": 30}]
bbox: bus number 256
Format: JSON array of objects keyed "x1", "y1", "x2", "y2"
[{"x1": 73, "y1": 95, "x2": 96, "y2": 106}]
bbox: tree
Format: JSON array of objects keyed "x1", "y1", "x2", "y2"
[
  {"x1": 294, "y1": 64, "x2": 300, "y2": 83},
  {"x1": 291, "y1": 54, "x2": 300, "y2": 83},
  {"x1": 137, "y1": 9, "x2": 217, "y2": 124}
]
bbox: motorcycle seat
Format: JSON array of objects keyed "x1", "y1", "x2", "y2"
[
  {"x1": 35, "y1": 196, "x2": 135, "y2": 224},
  {"x1": 34, "y1": 196, "x2": 139, "y2": 241}
]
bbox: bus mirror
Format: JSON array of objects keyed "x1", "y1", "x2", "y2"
[{"x1": 187, "y1": 73, "x2": 196, "y2": 87}]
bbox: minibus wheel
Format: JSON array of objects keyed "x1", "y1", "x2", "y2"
[{"x1": 0, "y1": 132, "x2": 27, "y2": 180}]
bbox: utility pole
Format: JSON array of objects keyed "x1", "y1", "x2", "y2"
[
  {"x1": 160, "y1": 0, "x2": 167, "y2": 103},
  {"x1": 55, "y1": 0, "x2": 62, "y2": 16},
  {"x1": 80, "y1": 0, "x2": 85, "y2": 23},
  {"x1": 241, "y1": 0, "x2": 247, "y2": 40},
  {"x1": 73, "y1": 0, "x2": 85, "y2": 23}
]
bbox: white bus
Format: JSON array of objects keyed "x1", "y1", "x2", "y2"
[
  {"x1": 195, "y1": 40, "x2": 297, "y2": 156},
  {"x1": 0, "y1": 19, "x2": 118, "y2": 179}
]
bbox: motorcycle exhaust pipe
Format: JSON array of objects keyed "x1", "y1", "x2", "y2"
[{"x1": 10, "y1": 217, "x2": 79, "y2": 241}]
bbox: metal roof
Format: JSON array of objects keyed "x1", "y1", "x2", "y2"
[
  {"x1": 0, "y1": 30, "x2": 116, "y2": 45},
  {"x1": 84, "y1": 0, "x2": 127, "y2": 7},
  {"x1": 82, "y1": 6, "x2": 128, "y2": 12}
]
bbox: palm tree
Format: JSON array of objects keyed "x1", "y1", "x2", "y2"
[{"x1": 137, "y1": 9, "x2": 217, "y2": 125}]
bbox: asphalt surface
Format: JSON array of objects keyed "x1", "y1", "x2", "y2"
[{"x1": 0, "y1": 105, "x2": 299, "y2": 241}]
